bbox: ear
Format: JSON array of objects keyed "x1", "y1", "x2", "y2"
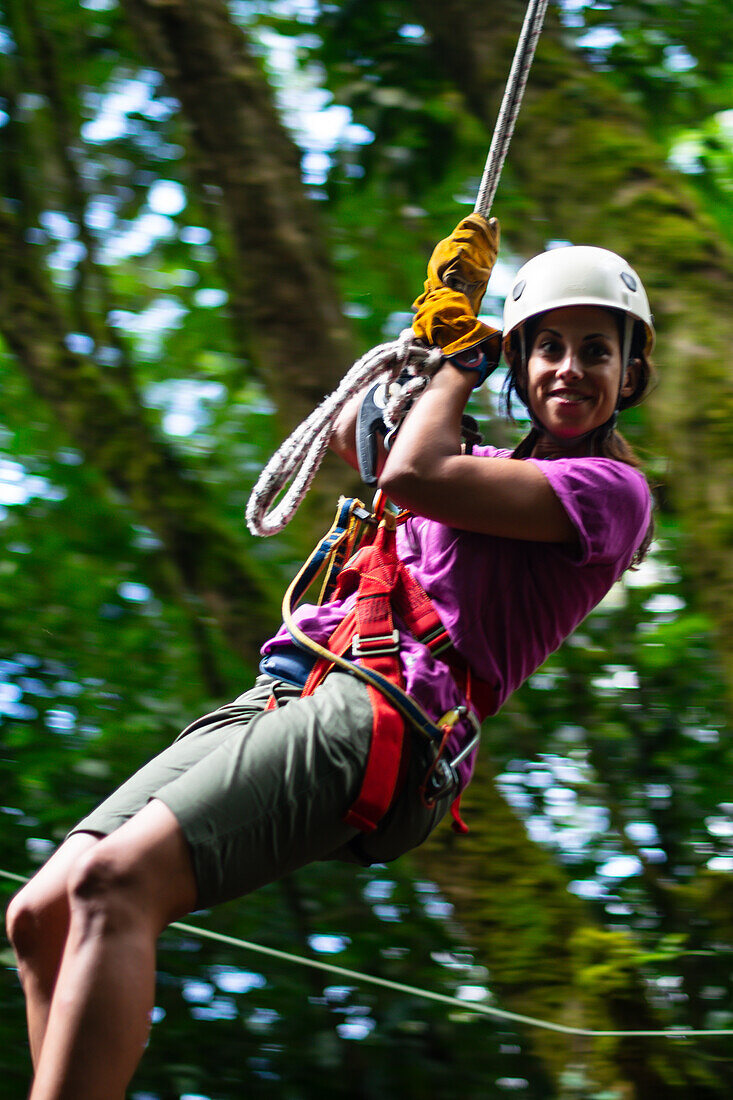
[{"x1": 620, "y1": 357, "x2": 641, "y2": 400}]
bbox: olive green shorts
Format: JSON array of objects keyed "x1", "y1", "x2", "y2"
[{"x1": 71, "y1": 672, "x2": 449, "y2": 908}]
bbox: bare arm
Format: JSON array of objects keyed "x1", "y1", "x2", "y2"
[{"x1": 378, "y1": 363, "x2": 577, "y2": 543}]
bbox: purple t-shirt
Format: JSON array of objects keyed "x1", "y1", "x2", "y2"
[{"x1": 262, "y1": 447, "x2": 652, "y2": 789}]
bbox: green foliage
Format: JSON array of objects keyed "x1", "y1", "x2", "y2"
[
  {"x1": 0, "y1": 1, "x2": 732, "y2": 1097},
  {"x1": 561, "y1": 0, "x2": 733, "y2": 249},
  {"x1": 572, "y1": 926, "x2": 647, "y2": 999}
]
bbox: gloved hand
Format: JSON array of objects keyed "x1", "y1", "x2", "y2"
[
  {"x1": 414, "y1": 213, "x2": 500, "y2": 315},
  {"x1": 411, "y1": 214, "x2": 501, "y2": 364},
  {"x1": 412, "y1": 285, "x2": 500, "y2": 363}
]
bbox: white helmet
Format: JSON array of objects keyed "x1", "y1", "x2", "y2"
[{"x1": 502, "y1": 245, "x2": 655, "y2": 365}]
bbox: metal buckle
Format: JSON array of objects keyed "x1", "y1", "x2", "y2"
[
  {"x1": 351, "y1": 629, "x2": 400, "y2": 658},
  {"x1": 352, "y1": 503, "x2": 378, "y2": 525},
  {"x1": 425, "y1": 723, "x2": 481, "y2": 801},
  {"x1": 426, "y1": 758, "x2": 458, "y2": 801}
]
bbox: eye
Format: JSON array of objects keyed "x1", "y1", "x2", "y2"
[
  {"x1": 583, "y1": 340, "x2": 613, "y2": 361},
  {"x1": 535, "y1": 336, "x2": 562, "y2": 357}
]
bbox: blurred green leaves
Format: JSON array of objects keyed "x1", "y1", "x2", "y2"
[{"x1": 0, "y1": 1, "x2": 732, "y2": 1097}]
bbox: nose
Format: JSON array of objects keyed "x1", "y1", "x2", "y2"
[{"x1": 555, "y1": 350, "x2": 583, "y2": 379}]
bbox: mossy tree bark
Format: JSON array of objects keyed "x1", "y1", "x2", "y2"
[
  {"x1": 114, "y1": 0, "x2": 363, "y2": 524},
  {"x1": 1, "y1": 2, "x2": 731, "y2": 1094},
  {"x1": 412, "y1": 0, "x2": 733, "y2": 700},
  {"x1": 118, "y1": 0, "x2": 357, "y2": 429},
  {"x1": 0, "y1": 202, "x2": 277, "y2": 666},
  {"x1": 417, "y1": 755, "x2": 725, "y2": 1098}
]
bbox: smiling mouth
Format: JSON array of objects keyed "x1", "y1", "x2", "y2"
[{"x1": 549, "y1": 390, "x2": 589, "y2": 404}]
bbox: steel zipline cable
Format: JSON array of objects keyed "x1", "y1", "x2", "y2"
[
  {"x1": 246, "y1": 0, "x2": 550, "y2": 537},
  {"x1": 1, "y1": 866, "x2": 731, "y2": 1039}
]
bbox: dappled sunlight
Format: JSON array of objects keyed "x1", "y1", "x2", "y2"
[{"x1": 1, "y1": 0, "x2": 732, "y2": 1096}]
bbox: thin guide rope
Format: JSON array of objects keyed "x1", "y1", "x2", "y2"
[{"x1": 1, "y1": 868, "x2": 730, "y2": 1039}]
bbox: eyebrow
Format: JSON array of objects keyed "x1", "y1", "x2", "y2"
[{"x1": 537, "y1": 328, "x2": 613, "y2": 340}]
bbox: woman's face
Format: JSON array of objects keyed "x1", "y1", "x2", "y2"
[{"x1": 526, "y1": 305, "x2": 634, "y2": 442}]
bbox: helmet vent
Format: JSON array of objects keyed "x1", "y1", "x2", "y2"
[
  {"x1": 512, "y1": 278, "x2": 526, "y2": 301},
  {"x1": 621, "y1": 271, "x2": 637, "y2": 292}
]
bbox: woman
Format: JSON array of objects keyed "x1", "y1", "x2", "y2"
[{"x1": 6, "y1": 219, "x2": 654, "y2": 1099}]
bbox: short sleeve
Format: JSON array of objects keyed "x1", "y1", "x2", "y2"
[
  {"x1": 471, "y1": 444, "x2": 513, "y2": 460},
  {"x1": 529, "y1": 456, "x2": 652, "y2": 568}
]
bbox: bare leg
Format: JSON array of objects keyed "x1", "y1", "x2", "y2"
[
  {"x1": 29, "y1": 799, "x2": 197, "y2": 1100},
  {"x1": 6, "y1": 832, "x2": 100, "y2": 1066}
]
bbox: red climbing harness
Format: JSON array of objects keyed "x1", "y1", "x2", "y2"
[{"x1": 273, "y1": 493, "x2": 496, "y2": 835}]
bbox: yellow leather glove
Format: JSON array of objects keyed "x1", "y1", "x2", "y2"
[
  {"x1": 415, "y1": 213, "x2": 500, "y2": 314},
  {"x1": 412, "y1": 214, "x2": 501, "y2": 361},
  {"x1": 411, "y1": 285, "x2": 498, "y2": 359}
]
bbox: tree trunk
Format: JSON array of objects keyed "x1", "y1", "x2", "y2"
[
  {"x1": 412, "y1": 0, "x2": 733, "y2": 700},
  {"x1": 118, "y1": 0, "x2": 357, "y2": 429},
  {"x1": 417, "y1": 754, "x2": 723, "y2": 1097},
  {"x1": 0, "y1": 202, "x2": 278, "y2": 666}
]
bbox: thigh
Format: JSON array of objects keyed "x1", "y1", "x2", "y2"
[
  {"x1": 344, "y1": 735, "x2": 453, "y2": 866},
  {"x1": 155, "y1": 671, "x2": 376, "y2": 908},
  {"x1": 81, "y1": 799, "x2": 199, "y2": 930},
  {"x1": 69, "y1": 676, "x2": 277, "y2": 841}
]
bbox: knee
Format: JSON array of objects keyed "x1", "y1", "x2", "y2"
[
  {"x1": 6, "y1": 886, "x2": 57, "y2": 965},
  {"x1": 6, "y1": 889, "x2": 33, "y2": 959},
  {"x1": 66, "y1": 842, "x2": 148, "y2": 935}
]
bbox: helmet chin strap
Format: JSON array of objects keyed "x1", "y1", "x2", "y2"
[{"x1": 621, "y1": 313, "x2": 634, "y2": 373}]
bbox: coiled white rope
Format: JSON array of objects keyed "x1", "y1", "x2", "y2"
[
  {"x1": 246, "y1": 331, "x2": 444, "y2": 536},
  {"x1": 246, "y1": 0, "x2": 550, "y2": 537}
]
